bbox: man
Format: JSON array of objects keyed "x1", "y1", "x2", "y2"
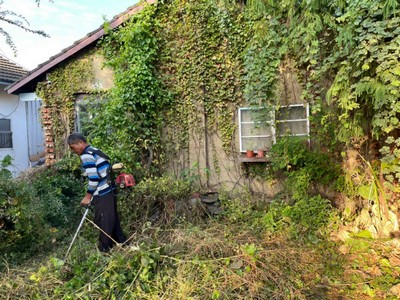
[{"x1": 67, "y1": 132, "x2": 126, "y2": 252}]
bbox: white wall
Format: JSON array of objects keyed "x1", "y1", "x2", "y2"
[
  {"x1": 20, "y1": 93, "x2": 45, "y2": 163},
  {"x1": 0, "y1": 87, "x2": 41, "y2": 177}
]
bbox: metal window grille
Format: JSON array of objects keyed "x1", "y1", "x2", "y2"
[{"x1": 0, "y1": 119, "x2": 12, "y2": 148}]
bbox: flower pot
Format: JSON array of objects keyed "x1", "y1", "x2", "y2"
[
  {"x1": 246, "y1": 150, "x2": 254, "y2": 158},
  {"x1": 257, "y1": 149, "x2": 265, "y2": 157}
]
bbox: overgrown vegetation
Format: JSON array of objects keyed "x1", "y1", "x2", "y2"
[
  {"x1": 90, "y1": 4, "x2": 169, "y2": 179},
  {"x1": 0, "y1": 164, "x2": 334, "y2": 299},
  {"x1": 0, "y1": 156, "x2": 83, "y2": 267},
  {"x1": 2, "y1": 153, "x2": 400, "y2": 299},
  {"x1": 36, "y1": 53, "x2": 95, "y2": 160},
  {"x1": 3, "y1": 0, "x2": 400, "y2": 298},
  {"x1": 2, "y1": 166, "x2": 400, "y2": 299}
]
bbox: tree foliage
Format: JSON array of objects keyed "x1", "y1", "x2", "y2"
[{"x1": 0, "y1": 0, "x2": 51, "y2": 55}]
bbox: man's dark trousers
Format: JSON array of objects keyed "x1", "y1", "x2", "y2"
[{"x1": 92, "y1": 192, "x2": 126, "y2": 252}]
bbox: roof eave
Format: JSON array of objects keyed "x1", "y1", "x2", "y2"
[{"x1": 6, "y1": 0, "x2": 156, "y2": 95}]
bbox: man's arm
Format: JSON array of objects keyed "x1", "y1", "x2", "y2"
[{"x1": 81, "y1": 152, "x2": 100, "y2": 195}]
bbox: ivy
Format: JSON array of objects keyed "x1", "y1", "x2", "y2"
[
  {"x1": 36, "y1": 54, "x2": 94, "y2": 159},
  {"x1": 156, "y1": 0, "x2": 250, "y2": 155},
  {"x1": 322, "y1": 1, "x2": 400, "y2": 184},
  {"x1": 243, "y1": 0, "x2": 400, "y2": 189},
  {"x1": 243, "y1": 16, "x2": 282, "y2": 109},
  {"x1": 35, "y1": 0, "x2": 400, "y2": 196},
  {"x1": 91, "y1": 3, "x2": 169, "y2": 178}
]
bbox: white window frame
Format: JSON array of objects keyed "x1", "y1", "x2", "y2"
[
  {"x1": 238, "y1": 103, "x2": 309, "y2": 153},
  {"x1": 0, "y1": 119, "x2": 12, "y2": 149},
  {"x1": 238, "y1": 107, "x2": 275, "y2": 153},
  {"x1": 276, "y1": 103, "x2": 310, "y2": 138}
]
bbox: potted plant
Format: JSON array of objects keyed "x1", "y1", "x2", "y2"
[
  {"x1": 246, "y1": 149, "x2": 255, "y2": 158},
  {"x1": 257, "y1": 149, "x2": 265, "y2": 158},
  {"x1": 245, "y1": 141, "x2": 255, "y2": 158}
]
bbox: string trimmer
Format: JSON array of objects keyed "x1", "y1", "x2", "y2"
[{"x1": 63, "y1": 204, "x2": 91, "y2": 261}]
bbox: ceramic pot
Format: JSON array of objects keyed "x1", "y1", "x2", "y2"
[{"x1": 246, "y1": 150, "x2": 254, "y2": 158}]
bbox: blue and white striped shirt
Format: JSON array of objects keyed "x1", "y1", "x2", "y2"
[{"x1": 81, "y1": 145, "x2": 112, "y2": 196}]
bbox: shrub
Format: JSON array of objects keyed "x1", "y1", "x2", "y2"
[
  {"x1": 282, "y1": 195, "x2": 335, "y2": 241},
  {"x1": 119, "y1": 174, "x2": 193, "y2": 228},
  {"x1": 261, "y1": 195, "x2": 337, "y2": 242},
  {"x1": 0, "y1": 157, "x2": 84, "y2": 266},
  {"x1": 269, "y1": 137, "x2": 343, "y2": 201}
]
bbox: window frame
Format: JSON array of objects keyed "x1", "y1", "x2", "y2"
[
  {"x1": 74, "y1": 94, "x2": 106, "y2": 136},
  {"x1": 238, "y1": 107, "x2": 275, "y2": 153},
  {"x1": 238, "y1": 103, "x2": 309, "y2": 153},
  {"x1": 275, "y1": 103, "x2": 310, "y2": 138},
  {"x1": 0, "y1": 119, "x2": 12, "y2": 149}
]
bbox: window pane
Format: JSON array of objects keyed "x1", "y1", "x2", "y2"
[
  {"x1": 242, "y1": 137, "x2": 273, "y2": 151},
  {"x1": 240, "y1": 108, "x2": 273, "y2": 123},
  {"x1": 241, "y1": 123, "x2": 273, "y2": 136},
  {"x1": 75, "y1": 95, "x2": 106, "y2": 136},
  {"x1": 240, "y1": 109, "x2": 253, "y2": 122},
  {"x1": 277, "y1": 106, "x2": 306, "y2": 120},
  {"x1": 0, "y1": 132, "x2": 12, "y2": 148},
  {"x1": 277, "y1": 120, "x2": 308, "y2": 136},
  {"x1": 0, "y1": 119, "x2": 10, "y2": 131}
]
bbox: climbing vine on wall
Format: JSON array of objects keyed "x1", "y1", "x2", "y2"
[
  {"x1": 156, "y1": 0, "x2": 251, "y2": 155},
  {"x1": 37, "y1": 0, "x2": 400, "y2": 203},
  {"x1": 36, "y1": 54, "x2": 94, "y2": 161},
  {"x1": 244, "y1": 0, "x2": 400, "y2": 168},
  {"x1": 91, "y1": 3, "x2": 169, "y2": 177},
  {"x1": 324, "y1": 1, "x2": 400, "y2": 185}
]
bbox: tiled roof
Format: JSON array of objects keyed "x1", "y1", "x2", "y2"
[
  {"x1": 6, "y1": 0, "x2": 155, "y2": 94},
  {"x1": 0, "y1": 55, "x2": 28, "y2": 84}
]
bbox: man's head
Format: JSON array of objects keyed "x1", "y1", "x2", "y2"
[{"x1": 67, "y1": 133, "x2": 88, "y2": 155}]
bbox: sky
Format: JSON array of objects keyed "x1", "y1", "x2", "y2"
[{"x1": 0, "y1": 0, "x2": 138, "y2": 70}]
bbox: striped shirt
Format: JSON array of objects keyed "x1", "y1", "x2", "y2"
[{"x1": 81, "y1": 145, "x2": 112, "y2": 196}]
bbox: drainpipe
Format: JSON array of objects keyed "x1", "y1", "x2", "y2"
[{"x1": 202, "y1": 85, "x2": 210, "y2": 188}]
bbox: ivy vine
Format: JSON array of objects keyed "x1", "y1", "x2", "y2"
[
  {"x1": 91, "y1": 3, "x2": 169, "y2": 178},
  {"x1": 36, "y1": 54, "x2": 94, "y2": 160},
  {"x1": 157, "y1": 0, "x2": 250, "y2": 157},
  {"x1": 35, "y1": 0, "x2": 400, "y2": 196}
]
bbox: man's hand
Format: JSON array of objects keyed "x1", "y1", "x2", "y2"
[{"x1": 80, "y1": 194, "x2": 92, "y2": 207}]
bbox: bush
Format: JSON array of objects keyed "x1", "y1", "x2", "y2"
[
  {"x1": 0, "y1": 175, "x2": 44, "y2": 256},
  {"x1": 282, "y1": 195, "x2": 335, "y2": 241},
  {"x1": 0, "y1": 157, "x2": 84, "y2": 266},
  {"x1": 269, "y1": 137, "x2": 343, "y2": 201},
  {"x1": 31, "y1": 166, "x2": 83, "y2": 228},
  {"x1": 260, "y1": 195, "x2": 336, "y2": 242},
  {"x1": 119, "y1": 174, "x2": 193, "y2": 228}
]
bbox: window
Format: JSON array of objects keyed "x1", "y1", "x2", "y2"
[
  {"x1": 75, "y1": 94, "x2": 105, "y2": 136},
  {"x1": 238, "y1": 104, "x2": 309, "y2": 153},
  {"x1": 276, "y1": 104, "x2": 309, "y2": 137},
  {"x1": 0, "y1": 119, "x2": 12, "y2": 148},
  {"x1": 238, "y1": 108, "x2": 274, "y2": 152}
]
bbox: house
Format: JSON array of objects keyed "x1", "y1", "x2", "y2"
[
  {"x1": 6, "y1": 0, "x2": 155, "y2": 166},
  {"x1": 6, "y1": 0, "x2": 308, "y2": 194},
  {"x1": 0, "y1": 55, "x2": 44, "y2": 177}
]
